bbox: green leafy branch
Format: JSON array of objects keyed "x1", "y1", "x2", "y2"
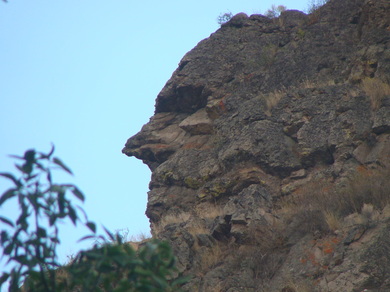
[
  {"x1": 0, "y1": 146, "x2": 95, "y2": 291},
  {"x1": 0, "y1": 146, "x2": 188, "y2": 291}
]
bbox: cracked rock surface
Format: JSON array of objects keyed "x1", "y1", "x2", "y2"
[{"x1": 123, "y1": 0, "x2": 390, "y2": 290}]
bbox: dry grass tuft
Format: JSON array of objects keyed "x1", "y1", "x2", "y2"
[
  {"x1": 233, "y1": 244, "x2": 285, "y2": 290},
  {"x1": 361, "y1": 203, "x2": 375, "y2": 220},
  {"x1": 194, "y1": 203, "x2": 225, "y2": 219},
  {"x1": 300, "y1": 78, "x2": 335, "y2": 89},
  {"x1": 128, "y1": 231, "x2": 152, "y2": 242},
  {"x1": 192, "y1": 240, "x2": 225, "y2": 275},
  {"x1": 278, "y1": 180, "x2": 332, "y2": 234},
  {"x1": 323, "y1": 211, "x2": 341, "y2": 232},
  {"x1": 187, "y1": 220, "x2": 210, "y2": 236},
  {"x1": 361, "y1": 78, "x2": 390, "y2": 110},
  {"x1": 264, "y1": 89, "x2": 286, "y2": 116},
  {"x1": 265, "y1": 79, "x2": 338, "y2": 115},
  {"x1": 340, "y1": 166, "x2": 390, "y2": 213},
  {"x1": 198, "y1": 244, "x2": 223, "y2": 272},
  {"x1": 278, "y1": 166, "x2": 390, "y2": 236},
  {"x1": 127, "y1": 232, "x2": 152, "y2": 250},
  {"x1": 152, "y1": 212, "x2": 191, "y2": 235}
]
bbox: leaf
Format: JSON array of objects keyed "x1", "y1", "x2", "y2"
[
  {"x1": 13, "y1": 255, "x2": 30, "y2": 266},
  {"x1": 37, "y1": 227, "x2": 47, "y2": 238},
  {"x1": 133, "y1": 267, "x2": 153, "y2": 277},
  {"x1": 78, "y1": 235, "x2": 96, "y2": 243},
  {"x1": 46, "y1": 171, "x2": 52, "y2": 184},
  {"x1": 22, "y1": 150, "x2": 36, "y2": 174},
  {"x1": 0, "y1": 173, "x2": 21, "y2": 188},
  {"x1": 50, "y1": 184, "x2": 65, "y2": 193},
  {"x1": 103, "y1": 226, "x2": 115, "y2": 242},
  {"x1": 16, "y1": 212, "x2": 29, "y2": 230},
  {"x1": 0, "y1": 189, "x2": 16, "y2": 206},
  {"x1": 68, "y1": 205, "x2": 78, "y2": 225},
  {"x1": 77, "y1": 206, "x2": 88, "y2": 221},
  {"x1": 24, "y1": 149, "x2": 36, "y2": 162},
  {"x1": 86, "y1": 221, "x2": 96, "y2": 233},
  {"x1": 8, "y1": 154, "x2": 23, "y2": 160},
  {"x1": 71, "y1": 187, "x2": 85, "y2": 202},
  {"x1": 0, "y1": 273, "x2": 10, "y2": 287},
  {"x1": 53, "y1": 157, "x2": 73, "y2": 175},
  {"x1": 15, "y1": 164, "x2": 23, "y2": 173},
  {"x1": 21, "y1": 162, "x2": 33, "y2": 175},
  {"x1": 1, "y1": 231, "x2": 9, "y2": 244},
  {"x1": 40, "y1": 144, "x2": 55, "y2": 159},
  {"x1": 35, "y1": 161, "x2": 47, "y2": 174},
  {"x1": 57, "y1": 192, "x2": 65, "y2": 214},
  {"x1": 49, "y1": 214, "x2": 57, "y2": 226},
  {"x1": 0, "y1": 216, "x2": 14, "y2": 227},
  {"x1": 50, "y1": 236, "x2": 60, "y2": 244},
  {"x1": 150, "y1": 273, "x2": 168, "y2": 288},
  {"x1": 171, "y1": 275, "x2": 191, "y2": 287},
  {"x1": 4, "y1": 243, "x2": 14, "y2": 255}
]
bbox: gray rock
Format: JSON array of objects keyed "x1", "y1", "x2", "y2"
[{"x1": 122, "y1": 0, "x2": 390, "y2": 290}]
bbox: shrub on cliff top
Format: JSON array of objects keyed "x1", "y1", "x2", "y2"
[
  {"x1": 265, "y1": 5, "x2": 287, "y2": 18},
  {"x1": 307, "y1": 0, "x2": 329, "y2": 14},
  {"x1": 217, "y1": 12, "x2": 233, "y2": 25}
]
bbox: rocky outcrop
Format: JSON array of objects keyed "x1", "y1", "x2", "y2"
[{"x1": 123, "y1": 0, "x2": 390, "y2": 290}]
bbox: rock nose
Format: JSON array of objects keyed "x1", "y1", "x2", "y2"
[
  {"x1": 122, "y1": 107, "x2": 216, "y2": 170},
  {"x1": 122, "y1": 112, "x2": 188, "y2": 170}
]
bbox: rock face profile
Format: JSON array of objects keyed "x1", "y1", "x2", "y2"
[{"x1": 123, "y1": 0, "x2": 390, "y2": 290}]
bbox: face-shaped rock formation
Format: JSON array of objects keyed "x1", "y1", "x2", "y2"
[{"x1": 123, "y1": 0, "x2": 390, "y2": 290}]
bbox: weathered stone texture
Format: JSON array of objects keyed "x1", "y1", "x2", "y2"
[{"x1": 123, "y1": 0, "x2": 390, "y2": 290}]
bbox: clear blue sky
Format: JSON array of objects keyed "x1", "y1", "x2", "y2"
[{"x1": 0, "y1": 0, "x2": 310, "y2": 278}]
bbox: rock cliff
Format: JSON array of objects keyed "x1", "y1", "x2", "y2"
[{"x1": 123, "y1": 0, "x2": 390, "y2": 291}]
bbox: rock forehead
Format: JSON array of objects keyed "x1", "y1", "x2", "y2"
[{"x1": 122, "y1": 0, "x2": 390, "y2": 290}]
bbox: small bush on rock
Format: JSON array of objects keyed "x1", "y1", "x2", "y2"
[
  {"x1": 265, "y1": 5, "x2": 286, "y2": 18},
  {"x1": 307, "y1": 0, "x2": 329, "y2": 14},
  {"x1": 217, "y1": 12, "x2": 233, "y2": 25}
]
